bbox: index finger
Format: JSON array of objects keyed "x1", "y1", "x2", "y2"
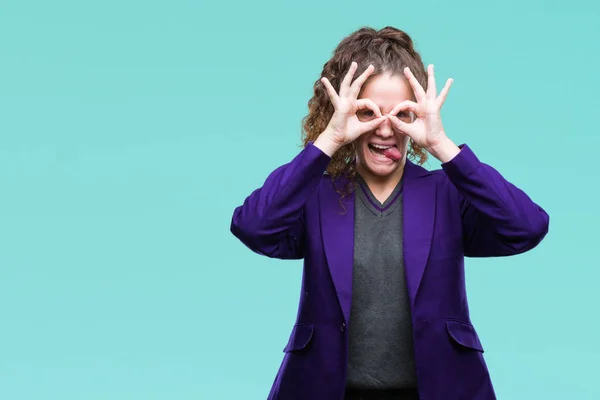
[
  {"x1": 388, "y1": 100, "x2": 418, "y2": 116},
  {"x1": 356, "y1": 98, "x2": 382, "y2": 118}
]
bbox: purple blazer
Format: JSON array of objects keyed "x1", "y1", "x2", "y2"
[{"x1": 231, "y1": 142, "x2": 549, "y2": 400}]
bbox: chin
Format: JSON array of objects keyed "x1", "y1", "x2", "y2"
[
  {"x1": 365, "y1": 162, "x2": 401, "y2": 177},
  {"x1": 371, "y1": 164, "x2": 399, "y2": 176}
]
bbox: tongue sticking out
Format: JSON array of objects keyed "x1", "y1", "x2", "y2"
[{"x1": 382, "y1": 146, "x2": 401, "y2": 162}]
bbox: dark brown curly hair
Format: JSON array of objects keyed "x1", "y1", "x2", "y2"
[{"x1": 301, "y1": 26, "x2": 429, "y2": 198}]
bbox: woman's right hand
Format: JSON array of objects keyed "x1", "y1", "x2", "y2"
[{"x1": 314, "y1": 62, "x2": 387, "y2": 156}]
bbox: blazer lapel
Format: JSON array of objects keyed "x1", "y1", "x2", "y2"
[
  {"x1": 319, "y1": 177, "x2": 354, "y2": 325},
  {"x1": 402, "y1": 159, "x2": 436, "y2": 305},
  {"x1": 319, "y1": 159, "x2": 436, "y2": 323}
]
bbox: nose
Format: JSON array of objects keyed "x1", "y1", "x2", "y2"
[{"x1": 374, "y1": 116, "x2": 394, "y2": 139}]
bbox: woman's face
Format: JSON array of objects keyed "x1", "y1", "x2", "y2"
[{"x1": 355, "y1": 73, "x2": 414, "y2": 180}]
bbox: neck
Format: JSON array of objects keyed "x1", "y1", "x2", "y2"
[{"x1": 356, "y1": 158, "x2": 406, "y2": 203}]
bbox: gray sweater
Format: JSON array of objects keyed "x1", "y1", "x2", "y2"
[{"x1": 346, "y1": 175, "x2": 418, "y2": 389}]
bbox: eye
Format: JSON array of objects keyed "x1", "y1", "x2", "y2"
[
  {"x1": 396, "y1": 111, "x2": 414, "y2": 121},
  {"x1": 357, "y1": 109, "x2": 375, "y2": 121}
]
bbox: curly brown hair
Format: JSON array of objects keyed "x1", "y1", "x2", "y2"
[{"x1": 301, "y1": 26, "x2": 429, "y2": 198}]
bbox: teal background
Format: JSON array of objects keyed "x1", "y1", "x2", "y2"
[{"x1": 0, "y1": 0, "x2": 598, "y2": 398}]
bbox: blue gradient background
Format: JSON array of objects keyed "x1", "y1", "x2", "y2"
[{"x1": 0, "y1": 0, "x2": 598, "y2": 399}]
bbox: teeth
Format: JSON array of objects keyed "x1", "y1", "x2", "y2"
[
  {"x1": 368, "y1": 147, "x2": 387, "y2": 158},
  {"x1": 371, "y1": 144, "x2": 392, "y2": 150}
]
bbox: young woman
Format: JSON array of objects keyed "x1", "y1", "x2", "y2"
[{"x1": 230, "y1": 26, "x2": 549, "y2": 400}]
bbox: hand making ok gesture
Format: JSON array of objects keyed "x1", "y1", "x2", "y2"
[{"x1": 386, "y1": 64, "x2": 455, "y2": 155}]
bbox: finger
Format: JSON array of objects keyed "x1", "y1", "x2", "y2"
[
  {"x1": 386, "y1": 115, "x2": 413, "y2": 137},
  {"x1": 436, "y1": 78, "x2": 454, "y2": 110},
  {"x1": 356, "y1": 98, "x2": 382, "y2": 117},
  {"x1": 427, "y1": 64, "x2": 437, "y2": 99},
  {"x1": 321, "y1": 77, "x2": 339, "y2": 107},
  {"x1": 349, "y1": 64, "x2": 374, "y2": 98},
  {"x1": 403, "y1": 67, "x2": 426, "y2": 102},
  {"x1": 358, "y1": 116, "x2": 387, "y2": 135},
  {"x1": 388, "y1": 100, "x2": 418, "y2": 116},
  {"x1": 339, "y1": 62, "x2": 358, "y2": 98}
]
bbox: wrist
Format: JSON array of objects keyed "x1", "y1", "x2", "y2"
[
  {"x1": 427, "y1": 136, "x2": 461, "y2": 163},
  {"x1": 314, "y1": 129, "x2": 343, "y2": 157}
]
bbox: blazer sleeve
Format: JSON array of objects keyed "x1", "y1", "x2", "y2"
[
  {"x1": 441, "y1": 144, "x2": 550, "y2": 257},
  {"x1": 230, "y1": 142, "x2": 332, "y2": 259}
]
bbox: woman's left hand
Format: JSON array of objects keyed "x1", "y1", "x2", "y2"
[{"x1": 386, "y1": 64, "x2": 460, "y2": 162}]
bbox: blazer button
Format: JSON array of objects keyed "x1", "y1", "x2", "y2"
[{"x1": 340, "y1": 322, "x2": 346, "y2": 332}]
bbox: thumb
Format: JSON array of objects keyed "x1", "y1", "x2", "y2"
[
  {"x1": 387, "y1": 114, "x2": 413, "y2": 137},
  {"x1": 358, "y1": 116, "x2": 387, "y2": 135}
]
